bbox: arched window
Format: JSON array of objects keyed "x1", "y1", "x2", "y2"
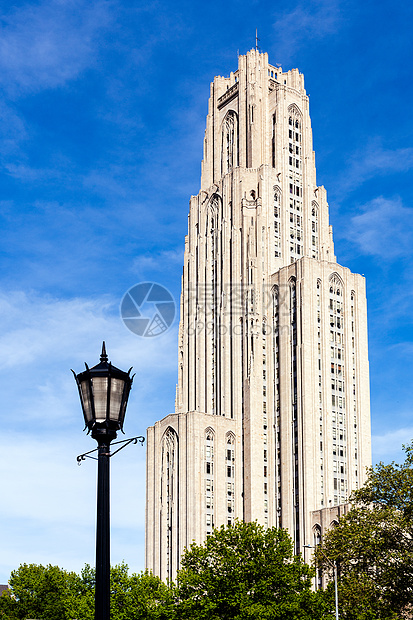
[
  {"x1": 225, "y1": 432, "x2": 235, "y2": 525},
  {"x1": 329, "y1": 274, "x2": 344, "y2": 299},
  {"x1": 225, "y1": 433, "x2": 235, "y2": 478},
  {"x1": 160, "y1": 427, "x2": 178, "y2": 582},
  {"x1": 316, "y1": 279, "x2": 323, "y2": 504},
  {"x1": 206, "y1": 195, "x2": 222, "y2": 415},
  {"x1": 350, "y1": 291, "x2": 357, "y2": 486},
  {"x1": 313, "y1": 525, "x2": 323, "y2": 590},
  {"x1": 226, "y1": 432, "x2": 235, "y2": 449},
  {"x1": 204, "y1": 428, "x2": 215, "y2": 535},
  {"x1": 288, "y1": 104, "x2": 302, "y2": 132},
  {"x1": 289, "y1": 277, "x2": 300, "y2": 552},
  {"x1": 221, "y1": 110, "x2": 239, "y2": 175},
  {"x1": 329, "y1": 274, "x2": 347, "y2": 503},
  {"x1": 313, "y1": 524, "x2": 322, "y2": 546},
  {"x1": 311, "y1": 201, "x2": 319, "y2": 259},
  {"x1": 273, "y1": 285, "x2": 282, "y2": 526},
  {"x1": 205, "y1": 427, "x2": 215, "y2": 465},
  {"x1": 287, "y1": 105, "x2": 303, "y2": 262}
]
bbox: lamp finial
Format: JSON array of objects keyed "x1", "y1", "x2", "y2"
[{"x1": 100, "y1": 341, "x2": 108, "y2": 362}]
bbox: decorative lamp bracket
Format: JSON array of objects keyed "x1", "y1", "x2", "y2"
[{"x1": 76, "y1": 435, "x2": 145, "y2": 465}]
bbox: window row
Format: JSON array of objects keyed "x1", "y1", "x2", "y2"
[
  {"x1": 289, "y1": 129, "x2": 301, "y2": 142},
  {"x1": 289, "y1": 183, "x2": 303, "y2": 196},
  {"x1": 289, "y1": 116, "x2": 301, "y2": 129}
]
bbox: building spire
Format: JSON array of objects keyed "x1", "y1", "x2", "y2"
[{"x1": 255, "y1": 28, "x2": 260, "y2": 51}]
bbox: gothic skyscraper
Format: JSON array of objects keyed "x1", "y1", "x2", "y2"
[{"x1": 146, "y1": 49, "x2": 371, "y2": 582}]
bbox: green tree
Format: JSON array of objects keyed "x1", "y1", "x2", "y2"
[
  {"x1": 0, "y1": 562, "x2": 173, "y2": 620},
  {"x1": 109, "y1": 562, "x2": 174, "y2": 619},
  {"x1": 0, "y1": 563, "x2": 91, "y2": 620},
  {"x1": 316, "y1": 441, "x2": 413, "y2": 619},
  {"x1": 174, "y1": 520, "x2": 327, "y2": 620}
]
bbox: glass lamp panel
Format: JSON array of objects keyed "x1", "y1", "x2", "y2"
[
  {"x1": 79, "y1": 380, "x2": 93, "y2": 424},
  {"x1": 109, "y1": 378, "x2": 125, "y2": 422},
  {"x1": 119, "y1": 397, "x2": 128, "y2": 428},
  {"x1": 91, "y1": 376, "x2": 108, "y2": 422}
]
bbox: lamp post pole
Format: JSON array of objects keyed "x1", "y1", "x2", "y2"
[
  {"x1": 73, "y1": 342, "x2": 139, "y2": 620},
  {"x1": 95, "y1": 435, "x2": 112, "y2": 620},
  {"x1": 333, "y1": 561, "x2": 338, "y2": 620},
  {"x1": 303, "y1": 544, "x2": 339, "y2": 620}
]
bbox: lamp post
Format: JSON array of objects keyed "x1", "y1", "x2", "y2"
[
  {"x1": 303, "y1": 544, "x2": 339, "y2": 620},
  {"x1": 72, "y1": 342, "x2": 140, "y2": 620}
]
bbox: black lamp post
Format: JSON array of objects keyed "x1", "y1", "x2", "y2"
[
  {"x1": 303, "y1": 544, "x2": 339, "y2": 620},
  {"x1": 72, "y1": 342, "x2": 138, "y2": 620}
]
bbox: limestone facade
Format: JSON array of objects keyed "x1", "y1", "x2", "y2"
[{"x1": 145, "y1": 49, "x2": 371, "y2": 582}]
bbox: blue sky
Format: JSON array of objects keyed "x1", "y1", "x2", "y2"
[{"x1": 1, "y1": 0, "x2": 413, "y2": 583}]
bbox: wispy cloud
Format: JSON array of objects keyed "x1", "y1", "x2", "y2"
[
  {"x1": 0, "y1": 0, "x2": 114, "y2": 96},
  {"x1": 272, "y1": 0, "x2": 342, "y2": 62},
  {"x1": 0, "y1": 288, "x2": 176, "y2": 580},
  {"x1": 337, "y1": 141, "x2": 413, "y2": 196},
  {"x1": 345, "y1": 196, "x2": 413, "y2": 259},
  {"x1": 0, "y1": 0, "x2": 116, "y2": 176},
  {"x1": 372, "y1": 426, "x2": 413, "y2": 463},
  {"x1": 132, "y1": 248, "x2": 184, "y2": 278},
  {"x1": 0, "y1": 100, "x2": 28, "y2": 153},
  {"x1": 0, "y1": 432, "x2": 146, "y2": 580},
  {"x1": 0, "y1": 289, "x2": 177, "y2": 424},
  {"x1": 0, "y1": 290, "x2": 114, "y2": 370}
]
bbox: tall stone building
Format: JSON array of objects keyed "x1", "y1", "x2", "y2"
[{"x1": 146, "y1": 49, "x2": 371, "y2": 582}]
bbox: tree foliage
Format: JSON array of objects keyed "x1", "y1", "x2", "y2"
[
  {"x1": 109, "y1": 562, "x2": 173, "y2": 619},
  {"x1": 316, "y1": 441, "x2": 413, "y2": 619},
  {"x1": 0, "y1": 563, "x2": 91, "y2": 620},
  {"x1": 0, "y1": 562, "x2": 172, "y2": 620},
  {"x1": 0, "y1": 524, "x2": 334, "y2": 619},
  {"x1": 174, "y1": 520, "x2": 327, "y2": 619}
]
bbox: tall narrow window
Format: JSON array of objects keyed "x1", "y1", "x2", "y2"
[
  {"x1": 351, "y1": 292, "x2": 358, "y2": 487},
  {"x1": 313, "y1": 525, "x2": 322, "y2": 589},
  {"x1": 207, "y1": 195, "x2": 220, "y2": 416},
  {"x1": 160, "y1": 427, "x2": 178, "y2": 583},
  {"x1": 225, "y1": 433, "x2": 235, "y2": 525},
  {"x1": 329, "y1": 274, "x2": 347, "y2": 504},
  {"x1": 272, "y1": 112, "x2": 276, "y2": 167},
  {"x1": 273, "y1": 186, "x2": 282, "y2": 258},
  {"x1": 204, "y1": 428, "x2": 215, "y2": 535},
  {"x1": 311, "y1": 202, "x2": 319, "y2": 259},
  {"x1": 317, "y1": 279, "x2": 324, "y2": 506},
  {"x1": 289, "y1": 278, "x2": 300, "y2": 553},
  {"x1": 221, "y1": 110, "x2": 239, "y2": 175},
  {"x1": 273, "y1": 286, "x2": 281, "y2": 526},
  {"x1": 287, "y1": 105, "x2": 303, "y2": 263}
]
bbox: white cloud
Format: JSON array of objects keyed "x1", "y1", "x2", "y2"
[
  {"x1": 0, "y1": 289, "x2": 178, "y2": 431},
  {"x1": 337, "y1": 141, "x2": 413, "y2": 195},
  {"x1": 0, "y1": 289, "x2": 177, "y2": 369},
  {"x1": 272, "y1": 0, "x2": 342, "y2": 62},
  {"x1": 0, "y1": 0, "x2": 117, "y2": 175},
  {"x1": 372, "y1": 289, "x2": 413, "y2": 328},
  {"x1": 0, "y1": 291, "x2": 109, "y2": 368},
  {"x1": 372, "y1": 427, "x2": 413, "y2": 463},
  {"x1": 132, "y1": 248, "x2": 184, "y2": 277},
  {"x1": 346, "y1": 196, "x2": 413, "y2": 258},
  {"x1": 0, "y1": 0, "x2": 113, "y2": 95}
]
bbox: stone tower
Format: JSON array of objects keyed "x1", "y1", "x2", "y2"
[{"x1": 146, "y1": 49, "x2": 371, "y2": 582}]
